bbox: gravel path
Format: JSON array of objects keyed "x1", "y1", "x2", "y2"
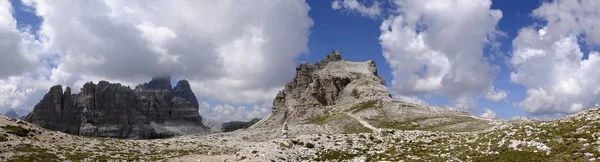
[{"x1": 345, "y1": 112, "x2": 378, "y2": 131}]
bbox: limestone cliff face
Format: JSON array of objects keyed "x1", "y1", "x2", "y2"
[
  {"x1": 25, "y1": 77, "x2": 207, "y2": 139},
  {"x1": 253, "y1": 50, "x2": 391, "y2": 128}
]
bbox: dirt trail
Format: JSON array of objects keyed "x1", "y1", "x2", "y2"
[
  {"x1": 454, "y1": 113, "x2": 507, "y2": 134},
  {"x1": 345, "y1": 112, "x2": 378, "y2": 131}
]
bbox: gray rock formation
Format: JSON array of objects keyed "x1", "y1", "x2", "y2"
[
  {"x1": 252, "y1": 50, "x2": 489, "y2": 134},
  {"x1": 221, "y1": 118, "x2": 261, "y2": 132},
  {"x1": 141, "y1": 76, "x2": 172, "y2": 90},
  {"x1": 4, "y1": 109, "x2": 19, "y2": 118},
  {"x1": 173, "y1": 80, "x2": 200, "y2": 109},
  {"x1": 25, "y1": 77, "x2": 207, "y2": 139},
  {"x1": 252, "y1": 50, "x2": 391, "y2": 128}
]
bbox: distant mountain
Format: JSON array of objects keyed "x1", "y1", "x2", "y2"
[
  {"x1": 202, "y1": 118, "x2": 223, "y2": 131},
  {"x1": 221, "y1": 118, "x2": 261, "y2": 132},
  {"x1": 24, "y1": 77, "x2": 208, "y2": 139},
  {"x1": 4, "y1": 109, "x2": 19, "y2": 118}
]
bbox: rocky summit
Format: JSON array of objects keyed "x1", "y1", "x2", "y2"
[
  {"x1": 252, "y1": 50, "x2": 492, "y2": 135},
  {"x1": 253, "y1": 50, "x2": 391, "y2": 128},
  {"x1": 24, "y1": 77, "x2": 207, "y2": 139}
]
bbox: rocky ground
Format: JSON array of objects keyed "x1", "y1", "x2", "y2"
[{"x1": 2, "y1": 106, "x2": 600, "y2": 161}]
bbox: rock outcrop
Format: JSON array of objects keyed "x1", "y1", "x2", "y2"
[
  {"x1": 25, "y1": 77, "x2": 207, "y2": 139},
  {"x1": 221, "y1": 118, "x2": 261, "y2": 132},
  {"x1": 252, "y1": 50, "x2": 391, "y2": 128},
  {"x1": 4, "y1": 109, "x2": 19, "y2": 118}
]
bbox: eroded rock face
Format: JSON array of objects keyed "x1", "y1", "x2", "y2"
[
  {"x1": 25, "y1": 77, "x2": 207, "y2": 139},
  {"x1": 253, "y1": 50, "x2": 391, "y2": 128}
]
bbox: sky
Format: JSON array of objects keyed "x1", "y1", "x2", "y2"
[{"x1": 1, "y1": 0, "x2": 600, "y2": 123}]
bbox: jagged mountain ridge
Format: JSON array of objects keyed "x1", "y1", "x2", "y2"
[{"x1": 24, "y1": 77, "x2": 208, "y2": 139}]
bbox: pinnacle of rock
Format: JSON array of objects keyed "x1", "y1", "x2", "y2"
[
  {"x1": 173, "y1": 79, "x2": 200, "y2": 109},
  {"x1": 142, "y1": 76, "x2": 172, "y2": 90}
]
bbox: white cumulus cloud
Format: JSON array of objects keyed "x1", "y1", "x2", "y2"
[
  {"x1": 198, "y1": 102, "x2": 270, "y2": 123},
  {"x1": 332, "y1": 0, "x2": 382, "y2": 18},
  {"x1": 479, "y1": 108, "x2": 496, "y2": 119},
  {"x1": 0, "y1": 0, "x2": 39, "y2": 78},
  {"x1": 510, "y1": 0, "x2": 600, "y2": 114},
  {"x1": 379, "y1": 0, "x2": 503, "y2": 111},
  {"x1": 486, "y1": 87, "x2": 508, "y2": 102},
  {"x1": 0, "y1": 0, "x2": 314, "y2": 117}
]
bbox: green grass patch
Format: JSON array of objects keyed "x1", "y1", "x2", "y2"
[
  {"x1": 307, "y1": 113, "x2": 346, "y2": 125},
  {"x1": 7, "y1": 152, "x2": 59, "y2": 162},
  {"x1": 373, "y1": 116, "x2": 486, "y2": 132},
  {"x1": 65, "y1": 152, "x2": 93, "y2": 161},
  {"x1": 1, "y1": 125, "x2": 30, "y2": 137},
  {"x1": 8, "y1": 144, "x2": 59, "y2": 162},
  {"x1": 342, "y1": 124, "x2": 372, "y2": 134},
  {"x1": 308, "y1": 114, "x2": 332, "y2": 125},
  {"x1": 14, "y1": 144, "x2": 48, "y2": 152},
  {"x1": 308, "y1": 113, "x2": 372, "y2": 134},
  {"x1": 318, "y1": 149, "x2": 357, "y2": 161},
  {"x1": 0, "y1": 134, "x2": 7, "y2": 142},
  {"x1": 472, "y1": 150, "x2": 550, "y2": 161},
  {"x1": 348, "y1": 100, "x2": 380, "y2": 113}
]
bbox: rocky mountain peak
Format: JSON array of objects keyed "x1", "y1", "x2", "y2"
[
  {"x1": 48, "y1": 85, "x2": 64, "y2": 95},
  {"x1": 173, "y1": 80, "x2": 200, "y2": 109},
  {"x1": 252, "y1": 50, "x2": 391, "y2": 128},
  {"x1": 317, "y1": 49, "x2": 343, "y2": 65},
  {"x1": 140, "y1": 76, "x2": 172, "y2": 90},
  {"x1": 4, "y1": 109, "x2": 19, "y2": 118}
]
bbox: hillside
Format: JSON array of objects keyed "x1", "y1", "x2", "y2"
[{"x1": 2, "y1": 106, "x2": 600, "y2": 161}]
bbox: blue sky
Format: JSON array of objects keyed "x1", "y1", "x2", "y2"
[
  {"x1": 3, "y1": 0, "x2": 600, "y2": 121},
  {"x1": 304, "y1": 0, "x2": 598, "y2": 119},
  {"x1": 303, "y1": 0, "x2": 538, "y2": 119}
]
